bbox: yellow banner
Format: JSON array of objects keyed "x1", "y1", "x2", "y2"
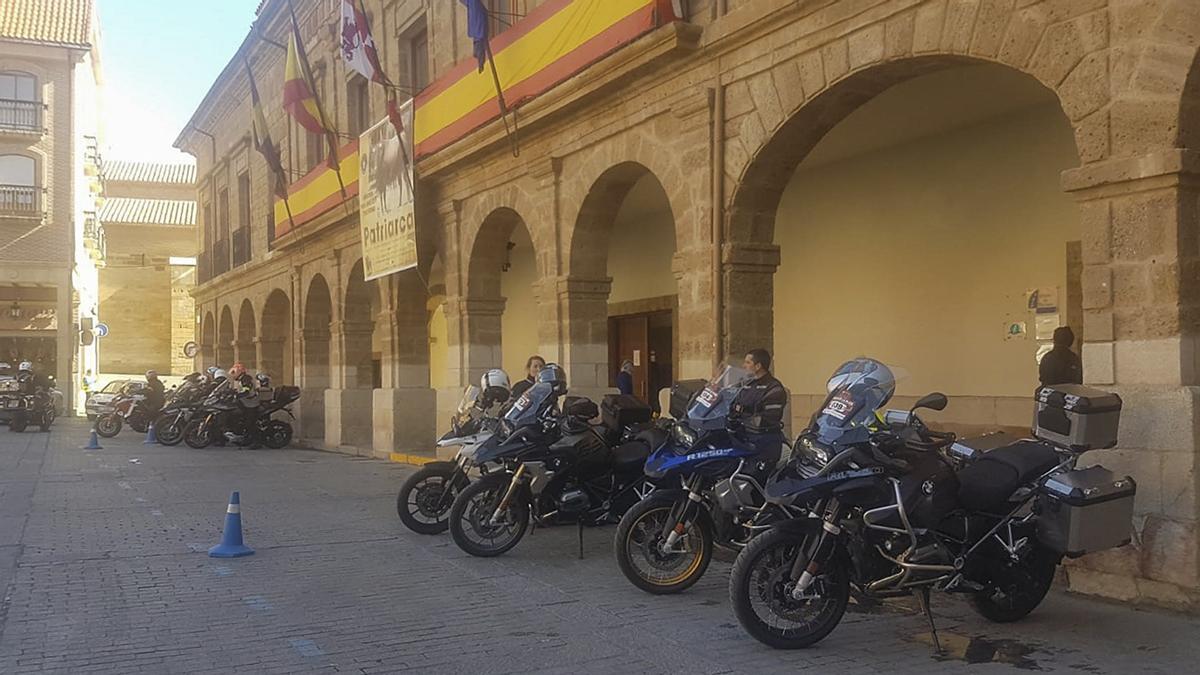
[
  {"x1": 273, "y1": 142, "x2": 359, "y2": 238},
  {"x1": 358, "y1": 104, "x2": 417, "y2": 280}
]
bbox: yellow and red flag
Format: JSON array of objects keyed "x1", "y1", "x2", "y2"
[{"x1": 283, "y1": 30, "x2": 330, "y2": 137}]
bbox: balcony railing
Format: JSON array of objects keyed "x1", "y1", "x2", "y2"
[
  {"x1": 82, "y1": 213, "x2": 106, "y2": 265},
  {"x1": 212, "y1": 238, "x2": 230, "y2": 277},
  {"x1": 0, "y1": 184, "x2": 40, "y2": 215},
  {"x1": 232, "y1": 227, "x2": 251, "y2": 268},
  {"x1": 197, "y1": 251, "x2": 212, "y2": 285},
  {"x1": 0, "y1": 99, "x2": 42, "y2": 133}
]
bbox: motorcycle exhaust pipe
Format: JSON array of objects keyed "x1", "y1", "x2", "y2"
[{"x1": 490, "y1": 464, "x2": 527, "y2": 525}]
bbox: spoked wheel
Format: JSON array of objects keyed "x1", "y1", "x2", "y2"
[
  {"x1": 95, "y1": 414, "x2": 122, "y2": 438},
  {"x1": 970, "y1": 543, "x2": 1059, "y2": 623},
  {"x1": 448, "y1": 473, "x2": 528, "y2": 557},
  {"x1": 615, "y1": 491, "x2": 713, "y2": 594},
  {"x1": 397, "y1": 464, "x2": 465, "y2": 535},
  {"x1": 262, "y1": 421, "x2": 293, "y2": 449},
  {"x1": 183, "y1": 419, "x2": 214, "y2": 449},
  {"x1": 155, "y1": 414, "x2": 186, "y2": 446},
  {"x1": 39, "y1": 408, "x2": 55, "y2": 432},
  {"x1": 730, "y1": 527, "x2": 849, "y2": 649}
]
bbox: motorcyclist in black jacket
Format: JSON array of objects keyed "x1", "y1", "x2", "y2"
[
  {"x1": 144, "y1": 370, "x2": 166, "y2": 413},
  {"x1": 15, "y1": 361, "x2": 51, "y2": 418},
  {"x1": 730, "y1": 349, "x2": 788, "y2": 472},
  {"x1": 227, "y1": 362, "x2": 261, "y2": 446}
]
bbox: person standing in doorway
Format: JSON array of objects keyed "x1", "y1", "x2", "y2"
[
  {"x1": 510, "y1": 355, "x2": 545, "y2": 400},
  {"x1": 616, "y1": 359, "x2": 635, "y2": 396},
  {"x1": 1039, "y1": 326, "x2": 1083, "y2": 386}
]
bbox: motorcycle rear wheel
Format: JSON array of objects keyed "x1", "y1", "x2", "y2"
[
  {"x1": 96, "y1": 414, "x2": 122, "y2": 438},
  {"x1": 397, "y1": 464, "x2": 464, "y2": 535},
  {"x1": 183, "y1": 419, "x2": 214, "y2": 449},
  {"x1": 155, "y1": 414, "x2": 185, "y2": 446},
  {"x1": 615, "y1": 491, "x2": 713, "y2": 595},
  {"x1": 729, "y1": 526, "x2": 849, "y2": 649},
  {"x1": 39, "y1": 408, "x2": 54, "y2": 432},
  {"x1": 449, "y1": 473, "x2": 529, "y2": 557},
  {"x1": 262, "y1": 420, "x2": 293, "y2": 449},
  {"x1": 969, "y1": 543, "x2": 1059, "y2": 623}
]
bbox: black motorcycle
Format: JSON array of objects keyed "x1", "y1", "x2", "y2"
[
  {"x1": 448, "y1": 376, "x2": 657, "y2": 557},
  {"x1": 7, "y1": 390, "x2": 54, "y2": 432},
  {"x1": 153, "y1": 379, "x2": 213, "y2": 446},
  {"x1": 729, "y1": 358, "x2": 1136, "y2": 651},
  {"x1": 183, "y1": 385, "x2": 299, "y2": 449}
]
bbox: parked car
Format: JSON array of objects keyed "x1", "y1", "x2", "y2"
[
  {"x1": 85, "y1": 379, "x2": 142, "y2": 420},
  {"x1": 0, "y1": 362, "x2": 18, "y2": 425}
]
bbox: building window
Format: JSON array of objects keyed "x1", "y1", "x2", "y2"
[
  {"x1": 348, "y1": 76, "x2": 370, "y2": 137},
  {"x1": 0, "y1": 72, "x2": 39, "y2": 132},
  {"x1": 217, "y1": 188, "x2": 230, "y2": 241},
  {"x1": 237, "y1": 171, "x2": 251, "y2": 230},
  {"x1": 487, "y1": 0, "x2": 519, "y2": 38},
  {"x1": 203, "y1": 202, "x2": 213, "y2": 247},
  {"x1": 410, "y1": 28, "x2": 429, "y2": 91},
  {"x1": 0, "y1": 154, "x2": 37, "y2": 213}
]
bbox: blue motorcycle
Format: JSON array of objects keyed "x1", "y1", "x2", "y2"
[{"x1": 614, "y1": 365, "x2": 801, "y2": 594}]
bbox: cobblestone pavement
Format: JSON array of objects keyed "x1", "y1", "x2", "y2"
[{"x1": 1, "y1": 419, "x2": 1197, "y2": 674}]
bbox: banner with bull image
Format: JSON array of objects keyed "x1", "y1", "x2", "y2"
[{"x1": 358, "y1": 99, "x2": 416, "y2": 280}]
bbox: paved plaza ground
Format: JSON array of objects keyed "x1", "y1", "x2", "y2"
[{"x1": 1, "y1": 419, "x2": 1198, "y2": 674}]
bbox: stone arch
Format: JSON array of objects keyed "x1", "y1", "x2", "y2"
[
  {"x1": 216, "y1": 305, "x2": 235, "y2": 366},
  {"x1": 342, "y1": 259, "x2": 379, "y2": 389},
  {"x1": 236, "y1": 298, "x2": 257, "y2": 369},
  {"x1": 302, "y1": 273, "x2": 333, "y2": 388},
  {"x1": 260, "y1": 289, "x2": 291, "y2": 382},
  {"x1": 199, "y1": 310, "x2": 216, "y2": 366}
]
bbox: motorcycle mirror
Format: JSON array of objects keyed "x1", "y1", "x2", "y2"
[{"x1": 911, "y1": 392, "x2": 948, "y2": 413}]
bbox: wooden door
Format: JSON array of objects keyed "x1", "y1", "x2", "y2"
[{"x1": 610, "y1": 315, "x2": 649, "y2": 401}]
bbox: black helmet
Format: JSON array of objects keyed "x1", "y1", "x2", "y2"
[
  {"x1": 255, "y1": 372, "x2": 271, "y2": 388},
  {"x1": 536, "y1": 363, "x2": 567, "y2": 395}
]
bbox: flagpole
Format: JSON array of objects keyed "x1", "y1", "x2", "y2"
[
  {"x1": 285, "y1": 0, "x2": 348, "y2": 204},
  {"x1": 243, "y1": 54, "x2": 296, "y2": 233},
  {"x1": 354, "y1": 0, "x2": 415, "y2": 197},
  {"x1": 484, "y1": 40, "x2": 519, "y2": 158}
]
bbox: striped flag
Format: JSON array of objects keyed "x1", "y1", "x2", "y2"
[
  {"x1": 244, "y1": 58, "x2": 287, "y2": 201},
  {"x1": 283, "y1": 30, "x2": 330, "y2": 136}
]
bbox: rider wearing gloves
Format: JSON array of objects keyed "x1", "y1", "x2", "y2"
[
  {"x1": 731, "y1": 349, "x2": 788, "y2": 471},
  {"x1": 144, "y1": 370, "x2": 166, "y2": 413}
]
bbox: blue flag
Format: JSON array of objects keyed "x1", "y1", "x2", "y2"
[{"x1": 460, "y1": 0, "x2": 489, "y2": 72}]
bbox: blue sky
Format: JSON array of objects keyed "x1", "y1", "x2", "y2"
[{"x1": 99, "y1": 0, "x2": 258, "y2": 162}]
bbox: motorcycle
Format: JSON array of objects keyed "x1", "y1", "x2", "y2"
[
  {"x1": 396, "y1": 384, "x2": 509, "y2": 535},
  {"x1": 95, "y1": 390, "x2": 156, "y2": 438},
  {"x1": 615, "y1": 366, "x2": 802, "y2": 594},
  {"x1": 6, "y1": 391, "x2": 55, "y2": 432},
  {"x1": 153, "y1": 379, "x2": 212, "y2": 446},
  {"x1": 448, "y1": 371, "x2": 658, "y2": 557},
  {"x1": 183, "y1": 385, "x2": 299, "y2": 449},
  {"x1": 729, "y1": 358, "x2": 1136, "y2": 650}
]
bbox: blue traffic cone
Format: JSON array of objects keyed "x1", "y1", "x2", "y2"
[
  {"x1": 83, "y1": 427, "x2": 103, "y2": 450},
  {"x1": 208, "y1": 491, "x2": 255, "y2": 558},
  {"x1": 143, "y1": 423, "x2": 159, "y2": 445}
]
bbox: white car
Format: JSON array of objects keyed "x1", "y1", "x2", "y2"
[{"x1": 85, "y1": 379, "x2": 141, "y2": 419}]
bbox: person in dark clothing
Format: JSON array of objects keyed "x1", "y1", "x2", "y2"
[
  {"x1": 227, "y1": 362, "x2": 261, "y2": 446},
  {"x1": 143, "y1": 370, "x2": 166, "y2": 412},
  {"x1": 510, "y1": 355, "x2": 545, "y2": 401},
  {"x1": 616, "y1": 359, "x2": 635, "y2": 396},
  {"x1": 731, "y1": 349, "x2": 789, "y2": 472},
  {"x1": 1039, "y1": 326, "x2": 1083, "y2": 386}
]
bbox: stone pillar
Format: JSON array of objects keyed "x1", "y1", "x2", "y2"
[
  {"x1": 255, "y1": 336, "x2": 285, "y2": 380},
  {"x1": 233, "y1": 339, "x2": 256, "y2": 369},
  {"x1": 1061, "y1": 150, "x2": 1200, "y2": 608},
  {"x1": 372, "y1": 273, "x2": 438, "y2": 458},
  {"x1": 672, "y1": 245, "x2": 718, "y2": 380},
  {"x1": 554, "y1": 275, "x2": 613, "y2": 401},
  {"x1": 722, "y1": 242, "x2": 781, "y2": 363},
  {"x1": 298, "y1": 327, "x2": 330, "y2": 442},
  {"x1": 443, "y1": 295, "x2": 506, "y2": 387},
  {"x1": 324, "y1": 319, "x2": 376, "y2": 452}
]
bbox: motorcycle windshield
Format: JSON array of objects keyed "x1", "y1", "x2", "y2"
[
  {"x1": 503, "y1": 381, "x2": 554, "y2": 429},
  {"x1": 812, "y1": 358, "x2": 900, "y2": 447},
  {"x1": 686, "y1": 364, "x2": 751, "y2": 428},
  {"x1": 456, "y1": 386, "x2": 481, "y2": 415}
]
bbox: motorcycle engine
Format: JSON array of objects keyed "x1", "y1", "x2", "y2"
[{"x1": 557, "y1": 487, "x2": 590, "y2": 514}]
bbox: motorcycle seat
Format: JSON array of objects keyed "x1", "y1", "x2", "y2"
[
  {"x1": 611, "y1": 440, "x2": 651, "y2": 473},
  {"x1": 956, "y1": 440, "x2": 1061, "y2": 512}
]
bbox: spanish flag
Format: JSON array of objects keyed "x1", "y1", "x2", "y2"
[{"x1": 283, "y1": 30, "x2": 329, "y2": 136}]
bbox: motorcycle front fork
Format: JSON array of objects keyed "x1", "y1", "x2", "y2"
[
  {"x1": 490, "y1": 464, "x2": 527, "y2": 525},
  {"x1": 789, "y1": 498, "x2": 843, "y2": 599},
  {"x1": 660, "y1": 475, "x2": 705, "y2": 553}
]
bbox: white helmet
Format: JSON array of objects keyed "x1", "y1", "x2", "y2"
[
  {"x1": 18, "y1": 361, "x2": 32, "y2": 371},
  {"x1": 480, "y1": 368, "x2": 510, "y2": 403},
  {"x1": 213, "y1": 368, "x2": 227, "y2": 380}
]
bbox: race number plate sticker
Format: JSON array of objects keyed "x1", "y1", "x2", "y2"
[
  {"x1": 697, "y1": 386, "x2": 719, "y2": 407},
  {"x1": 822, "y1": 390, "x2": 856, "y2": 421},
  {"x1": 513, "y1": 391, "x2": 531, "y2": 412}
]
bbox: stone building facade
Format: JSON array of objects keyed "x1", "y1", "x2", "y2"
[
  {"x1": 1, "y1": 0, "x2": 103, "y2": 412},
  {"x1": 178, "y1": 0, "x2": 1200, "y2": 607},
  {"x1": 97, "y1": 160, "x2": 197, "y2": 376}
]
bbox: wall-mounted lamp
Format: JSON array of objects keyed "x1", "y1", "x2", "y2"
[
  {"x1": 502, "y1": 241, "x2": 516, "y2": 272},
  {"x1": 7, "y1": 301, "x2": 20, "y2": 320}
]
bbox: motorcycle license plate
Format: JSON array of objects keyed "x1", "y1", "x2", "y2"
[
  {"x1": 822, "y1": 390, "x2": 856, "y2": 421},
  {"x1": 6, "y1": 400, "x2": 18, "y2": 408}
]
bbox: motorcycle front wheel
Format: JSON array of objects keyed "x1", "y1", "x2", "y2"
[
  {"x1": 9, "y1": 412, "x2": 27, "y2": 433},
  {"x1": 183, "y1": 419, "x2": 214, "y2": 449},
  {"x1": 262, "y1": 420, "x2": 293, "y2": 449},
  {"x1": 969, "y1": 543, "x2": 1059, "y2": 623},
  {"x1": 39, "y1": 408, "x2": 54, "y2": 432},
  {"x1": 615, "y1": 491, "x2": 713, "y2": 595},
  {"x1": 96, "y1": 414, "x2": 122, "y2": 438},
  {"x1": 155, "y1": 413, "x2": 186, "y2": 446},
  {"x1": 729, "y1": 526, "x2": 849, "y2": 649},
  {"x1": 449, "y1": 473, "x2": 529, "y2": 557},
  {"x1": 397, "y1": 463, "x2": 466, "y2": 535}
]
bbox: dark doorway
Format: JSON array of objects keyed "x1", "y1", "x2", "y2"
[{"x1": 609, "y1": 309, "x2": 673, "y2": 410}]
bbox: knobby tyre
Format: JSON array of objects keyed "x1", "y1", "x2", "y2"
[
  {"x1": 615, "y1": 490, "x2": 713, "y2": 595},
  {"x1": 448, "y1": 473, "x2": 529, "y2": 557},
  {"x1": 729, "y1": 526, "x2": 849, "y2": 649},
  {"x1": 397, "y1": 463, "x2": 464, "y2": 535}
]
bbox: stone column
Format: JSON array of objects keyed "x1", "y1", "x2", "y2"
[
  {"x1": 443, "y1": 295, "x2": 506, "y2": 387},
  {"x1": 1061, "y1": 150, "x2": 1200, "y2": 607},
  {"x1": 324, "y1": 319, "x2": 375, "y2": 452},
  {"x1": 233, "y1": 339, "x2": 256, "y2": 369},
  {"x1": 254, "y1": 336, "x2": 285, "y2": 380},
  {"x1": 298, "y1": 327, "x2": 330, "y2": 442},
  {"x1": 372, "y1": 272, "x2": 438, "y2": 458},
  {"x1": 672, "y1": 245, "x2": 718, "y2": 380},
  {"x1": 554, "y1": 275, "x2": 612, "y2": 401},
  {"x1": 721, "y1": 241, "x2": 781, "y2": 363}
]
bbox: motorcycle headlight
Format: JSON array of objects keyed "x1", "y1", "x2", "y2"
[
  {"x1": 799, "y1": 436, "x2": 831, "y2": 467},
  {"x1": 672, "y1": 423, "x2": 697, "y2": 451}
]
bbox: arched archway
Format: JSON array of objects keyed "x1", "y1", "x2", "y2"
[
  {"x1": 260, "y1": 289, "x2": 291, "y2": 382},
  {"x1": 728, "y1": 60, "x2": 1081, "y2": 433},
  {"x1": 565, "y1": 162, "x2": 678, "y2": 400},
  {"x1": 236, "y1": 299, "x2": 257, "y2": 369},
  {"x1": 303, "y1": 274, "x2": 332, "y2": 388},
  {"x1": 342, "y1": 260, "x2": 380, "y2": 390},
  {"x1": 464, "y1": 207, "x2": 539, "y2": 380},
  {"x1": 199, "y1": 310, "x2": 216, "y2": 367},
  {"x1": 216, "y1": 305, "x2": 235, "y2": 367}
]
